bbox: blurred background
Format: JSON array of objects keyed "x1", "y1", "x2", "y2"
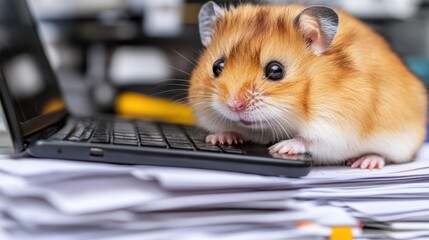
[{"x1": 25, "y1": 0, "x2": 429, "y2": 116}]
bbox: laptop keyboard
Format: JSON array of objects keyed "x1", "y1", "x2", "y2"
[{"x1": 54, "y1": 119, "x2": 245, "y2": 154}]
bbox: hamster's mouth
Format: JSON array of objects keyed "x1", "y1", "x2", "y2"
[
  {"x1": 239, "y1": 119, "x2": 267, "y2": 128},
  {"x1": 240, "y1": 120, "x2": 253, "y2": 126}
]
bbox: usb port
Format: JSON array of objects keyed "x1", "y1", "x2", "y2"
[{"x1": 90, "y1": 147, "x2": 104, "y2": 157}]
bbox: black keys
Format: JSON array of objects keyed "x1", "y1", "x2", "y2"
[
  {"x1": 81, "y1": 129, "x2": 94, "y2": 140},
  {"x1": 195, "y1": 143, "x2": 221, "y2": 152},
  {"x1": 112, "y1": 121, "x2": 138, "y2": 146},
  {"x1": 220, "y1": 145, "x2": 245, "y2": 154},
  {"x1": 50, "y1": 121, "x2": 75, "y2": 141},
  {"x1": 63, "y1": 119, "x2": 246, "y2": 154},
  {"x1": 140, "y1": 141, "x2": 167, "y2": 148},
  {"x1": 113, "y1": 139, "x2": 138, "y2": 146},
  {"x1": 66, "y1": 121, "x2": 95, "y2": 142},
  {"x1": 90, "y1": 137, "x2": 110, "y2": 144},
  {"x1": 91, "y1": 122, "x2": 112, "y2": 144},
  {"x1": 67, "y1": 136, "x2": 81, "y2": 142},
  {"x1": 184, "y1": 126, "x2": 208, "y2": 142},
  {"x1": 169, "y1": 142, "x2": 194, "y2": 150},
  {"x1": 139, "y1": 137, "x2": 164, "y2": 142},
  {"x1": 160, "y1": 124, "x2": 194, "y2": 150},
  {"x1": 137, "y1": 122, "x2": 167, "y2": 148}
]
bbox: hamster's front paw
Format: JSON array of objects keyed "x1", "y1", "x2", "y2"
[
  {"x1": 268, "y1": 138, "x2": 307, "y2": 155},
  {"x1": 347, "y1": 154, "x2": 385, "y2": 169},
  {"x1": 206, "y1": 132, "x2": 243, "y2": 145}
]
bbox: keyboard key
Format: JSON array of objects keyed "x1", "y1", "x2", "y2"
[
  {"x1": 137, "y1": 126, "x2": 159, "y2": 131},
  {"x1": 114, "y1": 133, "x2": 137, "y2": 137},
  {"x1": 140, "y1": 141, "x2": 167, "y2": 148},
  {"x1": 169, "y1": 142, "x2": 194, "y2": 150},
  {"x1": 114, "y1": 135, "x2": 137, "y2": 140},
  {"x1": 81, "y1": 129, "x2": 94, "y2": 140},
  {"x1": 139, "y1": 137, "x2": 165, "y2": 142},
  {"x1": 70, "y1": 127, "x2": 85, "y2": 138},
  {"x1": 113, "y1": 140, "x2": 138, "y2": 146},
  {"x1": 195, "y1": 144, "x2": 221, "y2": 152},
  {"x1": 67, "y1": 136, "x2": 82, "y2": 141},
  {"x1": 90, "y1": 138, "x2": 110, "y2": 144},
  {"x1": 94, "y1": 132, "x2": 111, "y2": 137},
  {"x1": 166, "y1": 138, "x2": 192, "y2": 144},
  {"x1": 220, "y1": 145, "x2": 245, "y2": 154},
  {"x1": 164, "y1": 132, "x2": 187, "y2": 137},
  {"x1": 139, "y1": 133, "x2": 164, "y2": 139}
]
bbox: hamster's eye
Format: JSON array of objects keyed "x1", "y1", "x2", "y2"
[
  {"x1": 212, "y1": 59, "x2": 224, "y2": 78},
  {"x1": 265, "y1": 61, "x2": 285, "y2": 81}
]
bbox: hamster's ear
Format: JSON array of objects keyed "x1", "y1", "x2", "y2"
[
  {"x1": 199, "y1": 1, "x2": 224, "y2": 47},
  {"x1": 294, "y1": 6, "x2": 339, "y2": 56}
]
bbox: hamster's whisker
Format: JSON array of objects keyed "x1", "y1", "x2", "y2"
[
  {"x1": 167, "y1": 80, "x2": 191, "y2": 83},
  {"x1": 187, "y1": 96, "x2": 214, "y2": 103},
  {"x1": 155, "y1": 83, "x2": 190, "y2": 88},
  {"x1": 202, "y1": 101, "x2": 225, "y2": 129},
  {"x1": 263, "y1": 100, "x2": 296, "y2": 113},
  {"x1": 171, "y1": 48, "x2": 197, "y2": 67},
  {"x1": 152, "y1": 84, "x2": 214, "y2": 97},
  {"x1": 251, "y1": 79, "x2": 291, "y2": 141},
  {"x1": 255, "y1": 105, "x2": 274, "y2": 140},
  {"x1": 274, "y1": 114, "x2": 293, "y2": 140},
  {"x1": 163, "y1": 78, "x2": 191, "y2": 82},
  {"x1": 168, "y1": 92, "x2": 189, "y2": 98},
  {"x1": 256, "y1": 106, "x2": 272, "y2": 141},
  {"x1": 188, "y1": 96, "x2": 212, "y2": 102},
  {"x1": 193, "y1": 107, "x2": 212, "y2": 117},
  {"x1": 196, "y1": 107, "x2": 221, "y2": 125},
  {"x1": 262, "y1": 104, "x2": 293, "y2": 140},
  {"x1": 189, "y1": 47, "x2": 203, "y2": 56},
  {"x1": 269, "y1": 113, "x2": 289, "y2": 141},
  {"x1": 148, "y1": 83, "x2": 188, "y2": 93},
  {"x1": 269, "y1": 114, "x2": 283, "y2": 141},
  {"x1": 169, "y1": 65, "x2": 192, "y2": 76},
  {"x1": 220, "y1": 114, "x2": 230, "y2": 132},
  {"x1": 151, "y1": 89, "x2": 189, "y2": 97},
  {"x1": 261, "y1": 111, "x2": 269, "y2": 140},
  {"x1": 154, "y1": 94, "x2": 191, "y2": 111},
  {"x1": 258, "y1": 81, "x2": 285, "y2": 94},
  {"x1": 255, "y1": 77, "x2": 279, "y2": 94},
  {"x1": 212, "y1": 112, "x2": 227, "y2": 133},
  {"x1": 167, "y1": 95, "x2": 191, "y2": 105}
]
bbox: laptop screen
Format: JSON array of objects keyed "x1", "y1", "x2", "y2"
[{"x1": 0, "y1": 0, "x2": 67, "y2": 149}]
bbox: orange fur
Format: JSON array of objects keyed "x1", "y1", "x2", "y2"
[{"x1": 189, "y1": 4, "x2": 427, "y2": 164}]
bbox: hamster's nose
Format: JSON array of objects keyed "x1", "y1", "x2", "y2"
[{"x1": 227, "y1": 99, "x2": 247, "y2": 112}]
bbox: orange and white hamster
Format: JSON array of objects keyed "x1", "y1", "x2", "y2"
[{"x1": 188, "y1": 1, "x2": 427, "y2": 169}]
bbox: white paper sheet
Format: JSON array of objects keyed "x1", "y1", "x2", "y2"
[
  {"x1": 2, "y1": 176, "x2": 169, "y2": 214},
  {"x1": 342, "y1": 200, "x2": 429, "y2": 216}
]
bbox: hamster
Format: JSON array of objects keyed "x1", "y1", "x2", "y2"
[{"x1": 188, "y1": 1, "x2": 427, "y2": 169}]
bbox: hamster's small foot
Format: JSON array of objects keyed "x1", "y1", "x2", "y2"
[
  {"x1": 347, "y1": 154, "x2": 385, "y2": 169},
  {"x1": 206, "y1": 132, "x2": 243, "y2": 145},
  {"x1": 268, "y1": 138, "x2": 307, "y2": 155}
]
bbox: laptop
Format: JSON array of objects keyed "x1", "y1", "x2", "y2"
[{"x1": 0, "y1": 0, "x2": 312, "y2": 177}]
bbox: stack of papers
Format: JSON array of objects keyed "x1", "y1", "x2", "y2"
[
  {"x1": 0, "y1": 159, "x2": 359, "y2": 239},
  {"x1": 1, "y1": 144, "x2": 429, "y2": 239}
]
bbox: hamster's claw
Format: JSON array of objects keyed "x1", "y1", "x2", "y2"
[
  {"x1": 268, "y1": 138, "x2": 307, "y2": 155},
  {"x1": 348, "y1": 154, "x2": 385, "y2": 169},
  {"x1": 205, "y1": 132, "x2": 243, "y2": 145}
]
